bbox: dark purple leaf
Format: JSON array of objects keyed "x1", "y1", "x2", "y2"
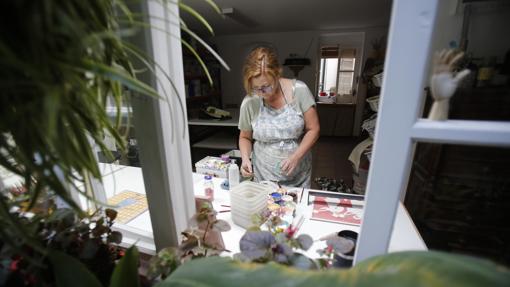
[
  {"x1": 105, "y1": 209, "x2": 117, "y2": 221},
  {"x1": 326, "y1": 236, "x2": 355, "y2": 254},
  {"x1": 296, "y1": 234, "x2": 313, "y2": 251},
  {"x1": 290, "y1": 253, "x2": 317, "y2": 270},
  {"x1": 108, "y1": 231, "x2": 123, "y2": 244},
  {"x1": 273, "y1": 243, "x2": 293, "y2": 263},
  {"x1": 240, "y1": 231, "x2": 275, "y2": 260}
]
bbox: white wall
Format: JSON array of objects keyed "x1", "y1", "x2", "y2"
[
  {"x1": 430, "y1": 0, "x2": 463, "y2": 54},
  {"x1": 467, "y1": 3, "x2": 510, "y2": 61},
  {"x1": 213, "y1": 27, "x2": 388, "y2": 108},
  {"x1": 429, "y1": 0, "x2": 510, "y2": 65},
  {"x1": 213, "y1": 30, "x2": 319, "y2": 107}
]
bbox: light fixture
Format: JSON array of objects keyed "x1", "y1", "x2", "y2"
[{"x1": 283, "y1": 55, "x2": 311, "y2": 77}]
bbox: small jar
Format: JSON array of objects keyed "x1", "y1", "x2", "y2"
[
  {"x1": 204, "y1": 175, "x2": 214, "y2": 200},
  {"x1": 220, "y1": 154, "x2": 231, "y2": 164},
  {"x1": 271, "y1": 192, "x2": 282, "y2": 205}
]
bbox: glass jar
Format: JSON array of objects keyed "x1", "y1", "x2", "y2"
[{"x1": 204, "y1": 175, "x2": 214, "y2": 200}]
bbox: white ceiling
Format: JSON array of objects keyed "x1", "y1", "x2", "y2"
[{"x1": 181, "y1": 0, "x2": 393, "y2": 36}]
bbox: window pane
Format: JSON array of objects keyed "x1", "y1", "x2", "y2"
[
  {"x1": 337, "y1": 72, "x2": 354, "y2": 95},
  {"x1": 404, "y1": 143, "x2": 510, "y2": 266},
  {"x1": 91, "y1": 101, "x2": 156, "y2": 253},
  {"x1": 422, "y1": 2, "x2": 510, "y2": 121},
  {"x1": 323, "y1": 58, "x2": 338, "y2": 92},
  {"x1": 340, "y1": 58, "x2": 355, "y2": 71},
  {"x1": 318, "y1": 59, "x2": 325, "y2": 92}
]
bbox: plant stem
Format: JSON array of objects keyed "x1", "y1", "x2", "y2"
[{"x1": 202, "y1": 220, "x2": 210, "y2": 242}]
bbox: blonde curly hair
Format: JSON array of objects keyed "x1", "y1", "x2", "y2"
[{"x1": 242, "y1": 46, "x2": 282, "y2": 95}]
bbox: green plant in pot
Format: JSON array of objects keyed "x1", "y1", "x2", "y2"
[
  {"x1": 147, "y1": 203, "x2": 231, "y2": 281},
  {"x1": 0, "y1": 189, "x2": 124, "y2": 286},
  {"x1": 0, "y1": 0, "x2": 228, "y2": 285},
  {"x1": 157, "y1": 211, "x2": 510, "y2": 286},
  {"x1": 162, "y1": 251, "x2": 510, "y2": 287}
]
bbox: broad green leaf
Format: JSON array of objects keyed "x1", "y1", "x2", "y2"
[
  {"x1": 161, "y1": 251, "x2": 510, "y2": 287},
  {"x1": 49, "y1": 250, "x2": 102, "y2": 287},
  {"x1": 109, "y1": 246, "x2": 141, "y2": 287}
]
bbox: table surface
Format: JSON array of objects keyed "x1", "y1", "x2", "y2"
[
  {"x1": 99, "y1": 163, "x2": 427, "y2": 257},
  {"x1": 187, "y1": 108, "x2": 239, "y2": 127}
]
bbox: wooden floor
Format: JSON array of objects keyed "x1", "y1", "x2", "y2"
[{"x1": 310, "y1": 136, "x2": 365, "y2": 189}]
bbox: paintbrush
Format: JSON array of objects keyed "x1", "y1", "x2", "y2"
[{"x1": 298, "y1": 187, "x2": 305, "y2": 204}]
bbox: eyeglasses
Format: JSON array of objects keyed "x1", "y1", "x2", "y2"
[{"x1": 252, "y1": 84, "x2": 273, "y2": 95}]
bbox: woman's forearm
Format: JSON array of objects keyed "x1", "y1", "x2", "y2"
[
  {"x1": 293, "y1": 128, "x2": 319, "y2": 159},
  {"x1": 294, "y1": 107, "x2": 320, "y2": 160},
  {"x1": 239, "y1": 136, "x2": 252, "y2": 162}
]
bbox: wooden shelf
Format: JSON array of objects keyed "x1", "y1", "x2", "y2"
[
  {"x1": 191, "y1": 130, "x2": 237, "y2": 150},
  {"x1": 186, "y1": 95, "x2": 209, "y2": 102}
]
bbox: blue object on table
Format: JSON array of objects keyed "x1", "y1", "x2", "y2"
[
  {"x1": 220, "y1": 179, "x2": 229, "y2": 190},
  {"x1": 271, "y1": 192, "x2": 282, "y2": 200}
]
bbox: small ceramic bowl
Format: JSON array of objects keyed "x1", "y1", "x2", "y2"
[{"x1": 333, "y1": 230, "x2": 358, "y2": 268}]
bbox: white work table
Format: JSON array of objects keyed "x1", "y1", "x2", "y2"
[{"x1": 98, "y1": 163, "x2": 426, "y2": 257}]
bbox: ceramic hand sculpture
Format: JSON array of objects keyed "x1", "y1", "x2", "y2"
[{"x1": 428, "y1": 50, "x2": 470, "y2": 120}]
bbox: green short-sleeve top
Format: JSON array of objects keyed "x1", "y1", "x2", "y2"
[{"x1": 238, "y1": 79, "x2": 316, "y2": 131}]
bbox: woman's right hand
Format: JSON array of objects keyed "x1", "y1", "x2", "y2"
[{"x1": 241, "y1": 159, "x2": 253, "y2": 177}]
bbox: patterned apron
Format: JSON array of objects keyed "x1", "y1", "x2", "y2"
[{"x1": 252, "y1": 82, "x2": 312, "y2": 187}]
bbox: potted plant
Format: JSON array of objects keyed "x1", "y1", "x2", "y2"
[{"x1": 0, "y1": 0, "x2": 228, "y2": 285}]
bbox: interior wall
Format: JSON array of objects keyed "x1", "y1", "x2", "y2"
[
  {"x1": 213, "y1": 27, "x2": 388, "y2": 109},
  {"x1": 430, "y1": 0, "x2": 463, "y2": 54},
  {"x1": 467, "y1": 3, "x2": 510, "y2": 61},
  {"x1": 420, "y1": 0, "x2": 510, "y2": 112},
  {"x1": 428, "y1": 0, "x2": 510, "y2": 72},
  {"x1": 213, "y1": 31, "x2": 319, "y2": 107}
]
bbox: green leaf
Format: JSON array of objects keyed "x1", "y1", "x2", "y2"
[
  {"x1": 49, "y1": 250, "x2": 102, "y2": 287},
  {"x1": 182, "y1": 39, "x2": 213, "y2": 86},
  {"x1": 180, "y1": 25, "x2": 231, "y2": 72},
  {"x1": 78, "y1": 60, "x2": 160, "y2": 99},
  {"x1": 161, "y1": 251, "x2": 510, "y2": 287},
  {"x1": 355, "y1": 251, "x2": 510, "y2": 287},
  {"x1": 198, "y1": 0, "x2": 223, "y2": 15},
  {"x1": 178, "y1": 2, "x2": 214, "y2": 36},
  {"x1": 109, "y1": 246, "x2": 141, "y2": 287}
]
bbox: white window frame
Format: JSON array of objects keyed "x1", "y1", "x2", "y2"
[
  {"x1": 354, "y1": 0, "x2": 510, "y2": 264},
  {"x1": 85, "y1": 0, "x2": 196, "y2": 252},
  {"x1": 336, "y1": 51, "x2": 356, "y2": 96},
  {"x1": 130, "y1": 0, "x2": 196, "y2": 250},
  {"x1": 83, "y1": 0, "x2": 195, "y2": 252},
  {"x1": 317, "y1": 45, "x2": 358, "y2": 98}
]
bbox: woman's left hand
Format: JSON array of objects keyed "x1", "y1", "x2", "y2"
[{"x1": 281, "y1": 153, "x2": 300, "y2": 176}]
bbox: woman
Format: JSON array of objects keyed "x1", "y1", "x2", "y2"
[{"x1": 238, "y1": 47, "x2": 320, "y2": 188}]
